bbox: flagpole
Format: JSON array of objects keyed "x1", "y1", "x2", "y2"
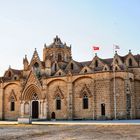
[{"x1": 113, "y1": 45, "x2": 117, "y2": 120}]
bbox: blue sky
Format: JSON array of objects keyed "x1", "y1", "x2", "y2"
[{"x1": 0, "y1": 0, "x2": 140, "y2": 76}]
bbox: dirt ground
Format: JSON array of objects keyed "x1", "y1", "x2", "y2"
[{"x1": 0, "y1": 124, "x2": 140, "y2": 140}]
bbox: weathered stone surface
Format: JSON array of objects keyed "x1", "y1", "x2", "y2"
[{"x1": 0, "y1": 36, "x2": 140, "y2": 120}]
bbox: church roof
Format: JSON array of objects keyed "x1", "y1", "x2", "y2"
[
  {"x1": 134, "y1": 54, "x2": 140, "y2": 62},
  {"x1": 1, "y1": 36, "x2": 140, "y2": 81},
  {"x1": 10, "y1": 69, "x2": 22, "y2": 75}
]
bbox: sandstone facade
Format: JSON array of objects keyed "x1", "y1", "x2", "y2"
[{"x1": 0, "y1": 36, "x2": 140, "y2": 120}]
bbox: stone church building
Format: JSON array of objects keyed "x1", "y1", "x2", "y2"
[{"x1": 0, "y1": 36, "x2": 140, "y2": 120}]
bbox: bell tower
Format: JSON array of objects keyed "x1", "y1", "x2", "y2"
[{"x1": 43, "y1": 36, "x2": 72, "y2": 62}]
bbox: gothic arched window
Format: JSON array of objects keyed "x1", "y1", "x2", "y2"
[
  {"x1": 83, "y1": 94, "x2": 88, "y2": 109},
  {"x1": 34, "y1": 62, "x2": 39, "y2": 69},
  {"x1": 104, "y1": 67, "x2": 107, "y2": 71},
  {"x1": 101, "y1": 103, "x2": 105, "y2": 116},
  {"x1": 33, "y1": 62, "x2": 40, "y2": 77},
  {"x1": 95, "y1": 60, "x2": 98, "y2": 67},
  {"x1": 70, "y1": 63, "x2": 74, "y2": 70},
  {"x1": 56, "y1": 95, "x2": 61, "y2": 110},
  {"x1": 84, "y1": 69, "x2": 87, "y2": 73},
  {"x1": 128, "y1": 58, "x2": 132, "y2": 66},
  {"x1": 115, "y1": 66, "x2": 118, "y2": 71},
  {"x1": 58, "y1": 54, "x2": 62, "y2": 61},
  {"x1": 115, "y1": 59, "x2": 119, "y2": 64},
  {"x1": 8, "y1": 71, "x2": 12, "y2": 77},
  {"x1": 54, "y1": 63, "x2": 57, "y2": 71},
  {"x1": 10, "y1": 96, "x2": 15, "y2": 111}
]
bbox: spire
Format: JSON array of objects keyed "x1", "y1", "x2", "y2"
[
  {"x1": 44, "y1": 43, "x2": 47, "y2": 48},
  {"x1": 54, "y1": 35, "x2": 62, "y2": 45},
  {"x1": 23, "y1": 55, "x2": 29, "y2": 70},
  {"x1": 35, "y1": 48, "x2": 37, "y2": 52},
  {"x1": 32, "y1": 48, "x2": 40, "y2": 60},
  {"x1": 129, "y1": 49, "x2": 131, "y2": 54},
  {"x1": 23, "y1": 54, "x2": 29, "y2": 64},
  {"x1": 30, "y1": 48, "x2": 41, "y2": 67}
]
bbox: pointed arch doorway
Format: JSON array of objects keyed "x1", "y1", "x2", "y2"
[
  {"x1": 32, "y1": 101, "x2": 39, "y2": 118},
  {"x1": 32, "y1": 93, "x2": 39, "y2": 119}
]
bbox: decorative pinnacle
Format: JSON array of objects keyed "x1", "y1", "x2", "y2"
[
  {"x1": 129, "y1": 49, "x2": 131, "y2": 53},
  {"x1": 44, "y1": 43, "x2": 47, "y2": 48},
  {"x1": 95, "y1": 53, "x2": 97, "y2": 56}
]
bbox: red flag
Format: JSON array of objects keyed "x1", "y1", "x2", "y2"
[{"x1": 93, "y1": 46, "x2": 99, "y2": 51}]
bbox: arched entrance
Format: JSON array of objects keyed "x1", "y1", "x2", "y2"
[
  {"x1": 21, "y1": 85, "x2": 43, "y2": 119},
  {"x1": 51, "y1": 112, "x2": 56, "y2": 119},
  {"x1": 32, "y1": 101, "x2": 39, "y2": 119}
]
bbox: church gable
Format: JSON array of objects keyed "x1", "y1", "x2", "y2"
[
  {"x1": 102, "y1": 64, "x2": 110, "y2": 71},
  {"x1": 22, "y1": 70, "x2": 42, "y2": 92},
  {"x1": 89, "y1": 55, "x2": 105, "y2": 69},
  {"x1": 79, "y1": 66, "x2": 92, "y2": 74},
  {"x1": 51, "y1": 61, "x2": 60, "y2": 73},
  {"x1": 55, "y1": 69, "x2": 66, "y2": 76},
  {"x1": 65, "y1": 60, "x2": 80, "y2": 72},
  {"x1": 29, "y1": 48, "x2": 42, "y2": 69},
  {"x1": 113, "y1": 64, "x2": 121, "y2": 71},
  {"x1": 4, "y1": 68, "x2": 13, "y2": 78},
  {"x1": 4, "y1": 67, "x2": 21, "y2": 81},
  {"x1": 113, "y1": 53, "x2": 123, "y2": 66},
  {"x1": 124, "y1": 51, "x2": 138, "y2": 67}
]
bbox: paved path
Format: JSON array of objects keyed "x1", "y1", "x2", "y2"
[{"x1": 1, "y1": 119, "x2": 140, "y2": 125}]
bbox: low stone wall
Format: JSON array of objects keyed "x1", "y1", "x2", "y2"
[{"x1": 18, "y1": 117, "x2": 32, "y2": 124}]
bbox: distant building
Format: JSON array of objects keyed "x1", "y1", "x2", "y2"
[{"x1": 0, "y1": 36, "x2": 140, "y2": 120}]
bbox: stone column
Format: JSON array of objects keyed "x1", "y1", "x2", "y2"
[
  {"x1": 42, "y1": 82, "x2": 48, "y2": 119},
  {"x1": 106, "y1": 79, "x2": 112, "y2": 119},
  {"x1": 38, "y1": 101, "x2": 41, "y2": 118},
  {"x1": 125, "y1": 77, "x2": 135, "y2": 119},
  {"x1": 131, "y1": 80, "x2": 136, "y2": 119},
  {"x1": 67, "y1": 79, "x2": 73, "y2": 120},
  {"x1": 45, "y1": 85, "x2": 49, "y2": 119},
  {"x1": 20, "y1": 101, "x2": 25, "y2": 117},
  {"x1": 40, "y1": 100, "x2": 43, "y2": 118},
  {"x1": 29, "y1": 101, "x2": 31, "y2": 118},
  {"x1": 93, "y1": 79, "x2": 97, "y2": 119},
  {"x1": 92, "y1": 79, "x2": 96, "y2": 120},
  {"x1": 0, "y1": 85, "x2": 4, "y2": 120},
  {"x1": 43, "y1": 99, "x2": 47, "y2": 119}
]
